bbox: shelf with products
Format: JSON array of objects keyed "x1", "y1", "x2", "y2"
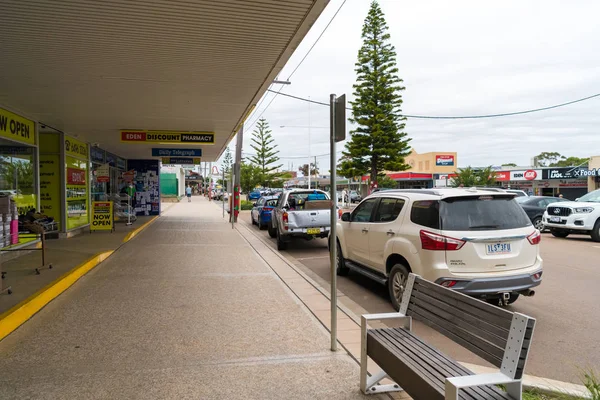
[{"x1": 66, "y1": 197, "x2": 87, "y2": 202}]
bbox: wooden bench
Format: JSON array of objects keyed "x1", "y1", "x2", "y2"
[{"x1": 360, "y1": 273, "x2": 535, "y2": 400}]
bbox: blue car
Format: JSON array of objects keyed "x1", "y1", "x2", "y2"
[
  {"x1": 248, "y1": 190, "x2": 262, "y2": 201},
  {"x1": 251, "y1": 196, "x2": 279, "y2": 230}
]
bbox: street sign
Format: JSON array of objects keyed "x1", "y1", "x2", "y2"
[
  {"x1": 121, "y1": 130, "x2": 215, "y2": 144},
  {"x1": 152, "y1": 148, "x2": 202, "y2": 157},
  {"x1": 91, "y1": 201, "x2": 114, "y2": 231},
  {"x1": 161, "y1": 157, "x2": 201, "y2": 165},
  {"x1": 334, "y1": 94, "x2": 346, "y2": 142}
]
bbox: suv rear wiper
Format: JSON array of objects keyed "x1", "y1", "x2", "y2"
[{"x1": 469, "y1": 224, "x2": 499, "y2": 229}]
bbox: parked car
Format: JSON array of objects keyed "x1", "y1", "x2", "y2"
[
  {"x1": 349, "y1": 190, "x2": 362, "y2": 204},
  {"x1": 515, "y1": 196, "x2": 568, "y2": 231},
  {"x1": 543, "y1": 188, "x2": 600, "y2": 241},
  {"x1": 335, "y1": 188, "x2": 542, "y2": 309},
  {"x1": 476, "y1": 187, "x2": 528, "y2": 197},
  {"x1": 505, "y1": 189, "x2": 529, "y2": 197},
  {"x1": 251, "y1": 196, "x2": 278, "y2": 230},
  {"x1": 269, "y1": 189, "x2": 331, "y2": 250},
  {"x1": 248, "y1": 190, "x2": 261, "y2": 201}
]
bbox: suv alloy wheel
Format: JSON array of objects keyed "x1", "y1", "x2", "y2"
[{"x1": 388, "y1": 263, "x2": 410, "y2": 311}]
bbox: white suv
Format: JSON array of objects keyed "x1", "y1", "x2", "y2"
[
  {"x1": 335, "y1": 188, "x2": 543, "y2": 309},
  {"x1": 543, "y1": 188, "x2": 600, "y2": 241}
]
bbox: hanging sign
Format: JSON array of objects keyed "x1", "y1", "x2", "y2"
[
  {"x1": 121, "y1": 130, "x2": 215, "y2": 144},
  {"x1": 152, "y1": 148, "x2": 202, "y2": 157},
  {"x1": 0, "y1": 107, "x2": 36, "y2": 145},
  {"x1": 161, "y1": 157, "x2": 201, "y2": 165},
  {"x1": 91, "y1": 201, "x2": 113, "y2": 231},
  {"x1": 97, "y1": 163, "x2": 110, "y2": 183},
  {"x1": 65, "y1": 136, "x2": 89, "y2": 159},
  {"x1": 122, "y1": 169, "x2": 135, "y2": 183}
]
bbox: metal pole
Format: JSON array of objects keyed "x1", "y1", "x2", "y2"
[
  {"x1": 231, "y1": 169, "x2": 235, "y2": 229},
  {"x1": 222, "y1": 167, "x2": 225, "y2": 218},
  {"x1": 329, "y1": 93, "x2": 338, "y2": 352},
  {"x1": 308, "y1": 96, "x2": 311, "y2": 189},
  {"x1": 234, "y1": 126, "x2": 244, "y2": 223}
]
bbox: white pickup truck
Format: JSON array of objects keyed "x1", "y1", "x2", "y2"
[{"x1": 268, "y1": 189, "x2": 331, "y2": 250}]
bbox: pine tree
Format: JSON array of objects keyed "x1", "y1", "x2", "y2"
[
  {"x1": 220, "y1": 147, "x2": 233, "y2": 188},
  {"x1": 338, "y1": 0, "x2": 411, "y2": 185},
  {"x1": 248, "y1": 118, "x2": 283, "y2": 187}
]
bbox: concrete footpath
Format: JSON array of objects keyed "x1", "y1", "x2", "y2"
[{"x1": 0, "y1": 199, "x2": 383, "y2": 399}]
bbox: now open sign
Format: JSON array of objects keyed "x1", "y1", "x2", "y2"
[{"x1": 91, "y1": 201, "x2": 113, "y2": 231}]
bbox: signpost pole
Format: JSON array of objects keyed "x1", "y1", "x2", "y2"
[
  {"x1": 222, "y1": 168, "x2": 225, "y2": 218},
  {"x1": 233, "y1": 126, "x2": 243, "y2": 223},
  {"x1": 329, "y1": 93, "x2": 338, "y2": 352}
]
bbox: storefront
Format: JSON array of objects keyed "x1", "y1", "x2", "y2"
[
  {"x1": 90, "y1": 147, "x2": 127, "y2": 201},
  {"x1": 0, "y1": 107, "x2": 39, "y2": 247},
  {"x1": 491, "y1": 168, "x2": 588, "y2": 200},
  {"x1": 64, "y1": 135, "x2": 90, "y2": 231}
]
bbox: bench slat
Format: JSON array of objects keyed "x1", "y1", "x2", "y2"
[
  {"x1": 410, "y1": 307, "x2": 504, "y2": 367},
  {"x1": 410, "y1": 290, "x2": 508, "y2": 349},
  {"x1": 368, "y1": 328, "x2": 511, "y2": 400},
  {"x1": 412, "y1": 277, "x2": 513, "y2": 322},
  {"x1": 381, "y1": 329, "x2": 511, "y2": 400}
]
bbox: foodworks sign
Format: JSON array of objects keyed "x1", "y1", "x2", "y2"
[{"x1": 543, "y1": 167, "x2": 598, "y2": 179}]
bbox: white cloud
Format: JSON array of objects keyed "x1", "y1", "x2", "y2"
[{"x1": 235, "y1": 0, "x2": 600, "y2": 173}]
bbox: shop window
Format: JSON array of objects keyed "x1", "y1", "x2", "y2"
[{"x1": 0, "y1": 145, "x2": 36, "y2": 214}]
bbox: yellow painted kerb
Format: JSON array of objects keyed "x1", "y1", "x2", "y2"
[
  {"x1": 0, "y1": 251, "x2": 114, "y2": 342},
  {"x1": 123, "y1": 216, "x2": 158, "y2": 243}
]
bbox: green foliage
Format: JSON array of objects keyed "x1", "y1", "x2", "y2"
[
  {"x1": 0, "y1": 159, "x2": 34, "y2": 194},
  {"x1": 451, "y1": 166, "x2": 497, "y2": 187},
  {"x1": 583, "y1": 369, "x2": 600, "y2": 400},
  {"x1": 502, "y1": 163, "x2": 518, "y2": 167},
  {"x1": 338, "y1": 0, "x2": 411, "y2": 184},
  {"x1": 220, "y1": 147, "x2": 233, "y2": 187},
  {"x1": 533, "y1": 152, "x2": 589, "y2": 168},
  {"x1": 248, "y1": 118, "x2": 283, "y2": 187},
  {"x1": 377, "y1": 174, "x2": 398, "y2": 188},
  {"x1": 240, "y1": 162, "x2": 262, "y2": 194},
  {"x1": 240, "y1": 200, "x2": 254, "y2": 211}
]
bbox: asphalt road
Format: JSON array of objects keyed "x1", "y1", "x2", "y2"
[{"x1": 240, "y1": 210, "x2": 599, "y2": 384}]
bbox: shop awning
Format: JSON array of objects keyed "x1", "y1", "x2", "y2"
[{"x1": 0, "y1": 0, "x2": 328, "y2": 161}]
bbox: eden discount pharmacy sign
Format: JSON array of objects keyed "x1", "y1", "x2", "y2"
[{"x1": 121, "y1": 130, "x2": 215, "y2": 144}]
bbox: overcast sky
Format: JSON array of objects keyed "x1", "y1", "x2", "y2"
[{"x1": 229, "y1": 0, "x2": 600, "y2": 174}]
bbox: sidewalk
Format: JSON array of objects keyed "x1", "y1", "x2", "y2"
[
  {"x1": 0, "y1": 198, "x2": 383, "y2": 399},
  {"x1": 0, "y1": 215, "x2": 155, "y2": 315}
]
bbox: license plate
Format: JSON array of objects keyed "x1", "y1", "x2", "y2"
[
  {"x1": 486, "y1": 243, "x2": 511, "y2": 255},
  {"x1": 307, "y1": 228, "x2": 321, "y2": 235},
  {"x1": 549, "y1": 216, "x2": 561, "y2": 223}
]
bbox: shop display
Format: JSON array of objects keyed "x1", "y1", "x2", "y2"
[
  {"x1": 64, "y1": 135, "x2": 90, "y2": 230},
  {"x1": 127, "y1": 160, "x2": 160, "y2": 216}
]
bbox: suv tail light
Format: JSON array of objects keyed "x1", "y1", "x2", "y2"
[
  {"x1": 282, "y1": 212, "x2": 289, "y2": 231},
  {"x1": 420, "y1": 230, "x2": 466, "y2": 251},
  {"x1": 527, "y1": 230, "x2": 541, "y2": 245}
]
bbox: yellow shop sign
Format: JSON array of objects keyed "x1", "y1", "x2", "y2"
[
  {"x1": 65, "y1": 135, "x2": 89, "y2": 159},
  {"x1": 0, "y1": 107, "x2": 35, "y2": 145}
]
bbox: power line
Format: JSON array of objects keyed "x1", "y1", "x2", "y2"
[
  {"x1": 267, "y1": 89, "x2": 600, "y2": 120},
  {"x1": 243, "y1": 0, "x2": 347, "y2": 129},
  {"x1": 287, "y1": 0, "x2": 348, "y2": 80}
]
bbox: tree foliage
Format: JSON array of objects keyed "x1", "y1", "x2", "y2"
[
  {"x1": 338, "y1": 0, "x2": 411, "y2": 184},
  {"x1": 0, "y1": 159, "x2": 34, "y2": 194},
  {"x1": 377, "y1": 174, "x2": 398, "y2": 189},
  {"x1": 451, "y1": 166, "x2": 497, "y2": 187},
  {"x1": 298, "y1": 163, "x2": 319, "y2": 177},
  {"x1": 248, "y1": 118, "x2": 283, "y2": 187},
  {"x1": 220, "y1": 147, "x2": 233, "y2": 188},
  {"x1": 240, "y1": 162, "x2": 262, "y2": 194},
  {"x1": 533, "y1": 152, "x2": 589, "y2": 167},
  {"x1": 501, "y1": 163, "x2": 517, "y2": 167}
]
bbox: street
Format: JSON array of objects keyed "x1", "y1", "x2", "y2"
[{"x1": 240, "y1": 210, "x2": 599, "y2": 384}]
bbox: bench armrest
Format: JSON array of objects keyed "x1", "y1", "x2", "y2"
[{"x1": 445, "y1": 372, "x2": 518, "y2": 400}]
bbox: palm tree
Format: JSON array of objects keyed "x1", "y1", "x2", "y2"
[{"x1": 451, "y1": 166, "x2": 497, "y2": 188}]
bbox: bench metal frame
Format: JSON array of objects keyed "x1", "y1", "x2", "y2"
[{"x1": 360, "y1": 273, "x2": 535, "y2": 400}]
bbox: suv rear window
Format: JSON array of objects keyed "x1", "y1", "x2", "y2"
[
  {"x1": 411, "y1": 196, "x2": 531, "y2": 231},
  {"x1": 441, "y1": 196, "x2": 531, "y2": 231}
]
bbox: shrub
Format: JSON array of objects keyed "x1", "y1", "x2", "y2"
[
  {"x1": 584, "y1": 369, "x2": 600, "y2": 400},
  {"x1": 240, "y1": 200, "x2": 254, "y2": 211}
]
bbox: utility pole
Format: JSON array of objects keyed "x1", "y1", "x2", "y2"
[
  {"x1": 307, "y1": 96, "x2": 311, "y2": 189},
  {"x1": 233, "y1": 127, "x2": 243, "y2": 223}
]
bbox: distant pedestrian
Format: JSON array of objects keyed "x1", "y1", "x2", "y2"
[
  {"x1": 186, "y1": 185, "x2": 192, "y2": 202},
  {"x1": 558, "y1": 193, "x2": 564, "y2": 198},
  {"x1": 342, "y1": 188, "x2": 347, "y2": 207}
]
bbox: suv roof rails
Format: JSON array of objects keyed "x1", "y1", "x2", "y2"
[{"x1": 371, "y1": 189, "x2": 442, "y2": 196}]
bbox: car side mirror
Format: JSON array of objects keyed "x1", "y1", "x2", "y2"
[{"x1": 341, "y1": 212, "x2": 351, "y2": 222}]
